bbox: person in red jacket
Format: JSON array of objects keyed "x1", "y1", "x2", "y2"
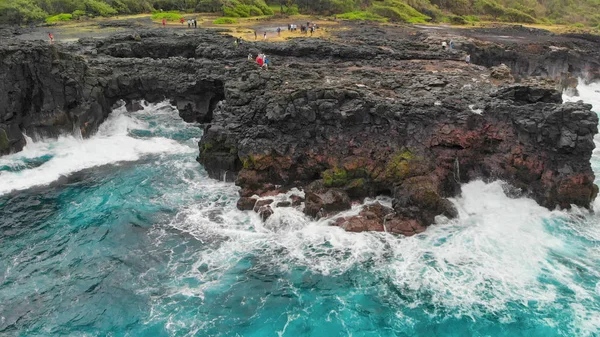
[
  {"x1": 180, "y1": 17, "x2": 185, "y2": 25},
  {"x1": 162, "y1": 19, "x2": 166, "y2": 27},
  {"x1": 48, "y1": 33, "x2": 54, "y2": 43}
]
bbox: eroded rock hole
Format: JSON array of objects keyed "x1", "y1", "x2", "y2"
[{"x1": 173, "y1": 79, "x2": 225, "y2": 124}]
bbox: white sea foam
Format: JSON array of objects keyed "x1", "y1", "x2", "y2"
[
  {"x1": 161, "y1": 177, "x2": 600, "y2": 335},
  {"x1": 384, "y1": 181, "x2": 566, "y2": 314},
  {"x1": 0, "y1": 103, "x2": 191, "y2": 195}
]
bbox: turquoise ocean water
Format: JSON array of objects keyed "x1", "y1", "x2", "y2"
[{"x1": 1, "y1": 86, "x2": 600, "y2": 336}]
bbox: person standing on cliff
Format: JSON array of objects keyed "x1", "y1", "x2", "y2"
[
  {"x1": 180, "y1": 17, "x2": 185, "y2": 25},
  {"x1": 263, "y1": 32, "x2": 267, "y2": 40},
  {"x1": 465, "y1": 54, "x2": 471, "y2": 64},
  {"x1": 187, "y1": 19, "x2": 191, "y2": 28},
  {"x1": 162, "y1": 19, "x2": 166, "y2": 27},
  {"x1": 48, "y1": 32, "x2": 54, "y2": 43},
  {"x1": 277, "y1": 27, "x2": 281, "y2": 37},
  {"x1": 254, "y1": 31, "x2": 257, "y2": 40}
]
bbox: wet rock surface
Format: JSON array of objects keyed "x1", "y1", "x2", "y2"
[{"x1": 1, "y1": 23, "x2": 598, "y2": 234}]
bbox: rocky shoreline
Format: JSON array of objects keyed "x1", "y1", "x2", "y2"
[{"x1": 1, "y1": 22, "x2": 598, "y2": 234}]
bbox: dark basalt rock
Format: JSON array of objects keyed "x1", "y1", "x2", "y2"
[
  {"x1": 1, "y1": 25, "x2": 598, "y2": 234},
  {"x1": 305, "y1": 181, "x2": 352, "y2": 218},
  {"x1": 237, "y1": 197, "x2": 257, "y2": 211}
]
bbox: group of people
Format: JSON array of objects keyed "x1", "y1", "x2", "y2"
[
  {"x1": 183, "y1": 18, "x2": 198, "y2": 28},
  {"x1": 287, "y1": 22, "x2": 318, "y2": 35},
  {"x1": 249, "y1": 53, "x2": 269, "y2": 70},
  {"x1": 440, "y1": 39, "x2": 471, "y2": 63},
  {"x1": 441, "y1": 40, "x2": 455, "y2": 50}
]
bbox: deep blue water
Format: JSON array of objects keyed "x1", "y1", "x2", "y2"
[{"x1": 0, "y1": 89, "x2": 599, "y2": 337}]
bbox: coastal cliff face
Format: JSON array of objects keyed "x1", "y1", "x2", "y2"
[
  {"x1": 0, "y1": 42, "x2": 109, "y2": 154},
  {"x1": 0, "y1": 24, "x2": 598, "y2": 234}
]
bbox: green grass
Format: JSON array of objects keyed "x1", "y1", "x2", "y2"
[
  {"x1": 369, "y1": 0, "x2": 430, "y2": 23},
  {"x1": 338, "y1": 11, "x2": 387, "y2": 22},
  {"x1": 213, "y1": 17, "x2": 238, "y2": 24},
  {"x1": 45, "y1": 13, "x2": 72, "y2": 23},
  {"x1": 151, "y1": 12, "x2": 183, "y2": 21}
]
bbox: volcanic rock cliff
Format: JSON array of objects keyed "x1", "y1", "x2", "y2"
[{"x1": 0, "y1": 23, "x2": 598, "y2": 234}]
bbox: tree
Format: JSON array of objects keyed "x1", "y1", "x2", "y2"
[
  {"x1": 475, "y1": 0, "x2": 506, "y2": 19},
  {"x1": 0, "y1": 0, "x2": 48, "y2": 24}
]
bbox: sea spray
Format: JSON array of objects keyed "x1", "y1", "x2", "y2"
[{"x1": 0, "y1": 102, "x2": 189, "y2": 195}]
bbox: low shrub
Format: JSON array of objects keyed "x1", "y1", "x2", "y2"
[
  {"x1": 463, "y1": 15, "x2": 480, "y2": 22},
  {"x1": 151, "y1": 12, "x2": 183, "y2": 21},
  {"x1": 45, "y1": 13, "x2": 72, "y2": 23},
  {"x1": 223, "y1": 6, "x2": 240, "y2": 17},
  {"x1": 223, "y1": 0, "x2": 273, "y2": 17},
  {"x1": 284, "y1": 4, "x2": 299, "y2": 15},
  {"x1": 448, "y1": 15, "x2": 467, "y2": 24},
  {"x1": 474, "y1": 0, "x2": 505, "y2": 20},
  {"x1": 369, "y1": 0, "x2": 429, "y2": 23},
  {"x1": 500, "y1": 8, "x2": 536, "y2": 23},
  {"x1": 72, "y1": 10, "x2": 86, "y2": 20},
  {"x1": 213, "y1": 17, "x2": 238, "y2": 24},
  {"x1": 337, "y1": 11, "x2": 387, "y2": 22},
  {"x1": 84, "y1": 0, "x2": 117, "y2": 17}
]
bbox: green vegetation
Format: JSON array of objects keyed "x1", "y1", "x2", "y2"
[
  {"x1": 337, "y1": 10, "x2": 386, "y2": 22},
  {"x1": 221, "y1": 0, "x2": 274, "y2": 18},
  {"x1": 71, "y1": 9, "x2": 85, "y2": 19},
  {"x1": 474, "y1": 0, "x2": 535, "y2": 23},
  {"x1": 84, "y1": 0, "x2": 117, "y2": 16},
  {"x1": 151, "y1": 11, "x2": 183, "y2": 21},
  {"x1": 323, "y1": 167, "x2": 349, "y2": 187},
  {"x1": 0, "y1": 0, "x2": 47, "y2": 24},
  {"x1": 213, "y1": 16, "x2": 237, "y2": 23},
  {"x1": 268, "y1": 3, "x2": 299, "y2": 15},
  {"x1": 370, "y1": 0, "x2": 430, "y2": 22},
  {"x1": 45, "y1": 12, "x2": 72, "y2": 23},
  {"x1": 0, "y1": 0, "x2": 598, "y2": 26},
  {"x1": 384, "y1": 150, "x2": 416, "y2": 180}
]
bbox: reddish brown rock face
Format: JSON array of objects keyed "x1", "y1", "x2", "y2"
[{"x1": 201, "y1": 80, "x2": 597, "y2": 234}]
